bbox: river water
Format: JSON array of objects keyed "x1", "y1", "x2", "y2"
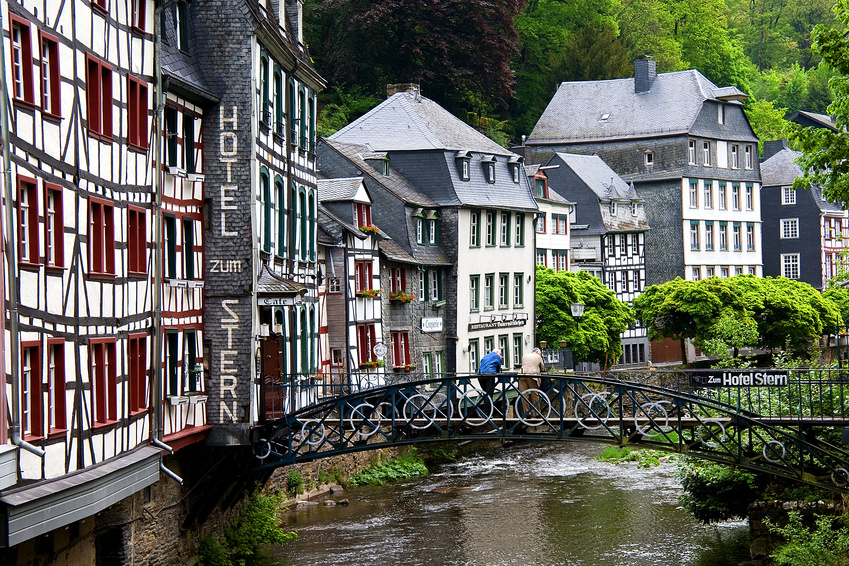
[{"x1": 251, "y1": 442, "x2": 751, "y2": 566}]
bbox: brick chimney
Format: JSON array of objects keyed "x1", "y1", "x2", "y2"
[
  {"x1": 634, "y1": 55, "x2": 656, "y2": 94},
  {"x1": 387, "y1": 83, "x2": 421, "y2": 100}
]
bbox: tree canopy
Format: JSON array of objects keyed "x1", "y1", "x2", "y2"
[
  {"x1": 535, "y1": 267, "x2": 634, "y2": 367},
  {"x1": 304, "y1": 0, "x2": 524, "y2": 115},
  {"x1": 634, "y1": 276, "x2": 839, "y2": 359},
  {"x1": 789, "y1": 0, "x2": 849, "y2": 205}
]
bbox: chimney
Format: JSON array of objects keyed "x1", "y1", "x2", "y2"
[
  {"x1": 285, "y1": 0, "x2": 303, "y2": 44},
  {"x1": 634, "y1": 55, "x2": 656, "y2": 94},
  {"x1": 762, "y1": 139, "x2": 789, "y2": 161},
  {"x1": 386, "y1": 83, "x2": 421, "y2": 100}
]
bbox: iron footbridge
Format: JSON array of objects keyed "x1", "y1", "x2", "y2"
[{"x1": 251, "y1": 370, "x2": 849, "y2": 492}]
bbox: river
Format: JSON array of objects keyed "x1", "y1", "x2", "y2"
[{"x1": 251, "y1": 442, "x2": 751, "y2": 566}]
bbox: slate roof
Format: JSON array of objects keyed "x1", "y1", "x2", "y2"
[
  {"x1": 760, "y1": 147, "x2": 844, "y2": 213},
  {"x1": 256, "y1": 265, "x2": 306, "y2": 296},
  {"x1": 317, "y1": 177, "x2": 365, "y2": 202},
  {"x1": 161, "y1": 8, "x2": 217, "y2": 102},
  {"x1": 790, "y1": 110, "x2": 837, "y2": 131},
  {"x1": 379, "y1": 239, "x2": 419, "y2": 264},
  {"x1": 554, "y1": 153, "x2": 639, "y2": 201},
  {"x1": 331, "y1": 92, "x2": 512, "y2": 155},
  {"x1": 320, "y1": 140, "x2": 438, "y2": 208},
  {"x1": 529, "y1": 70, "x2": 744, "y2": 143}
]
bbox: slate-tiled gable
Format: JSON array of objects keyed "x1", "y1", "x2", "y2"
[{"x1": 529, "y1": 70, "x2": 747, "y2": 144}]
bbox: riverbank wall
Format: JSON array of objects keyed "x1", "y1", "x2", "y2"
[{"x1": 0, "y1": 439, "x2": 435, "y2": 566}]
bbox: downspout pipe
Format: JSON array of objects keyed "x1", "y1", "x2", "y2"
[{"x1": 0, "y1": 11, "x2": 44, "y2": 460}]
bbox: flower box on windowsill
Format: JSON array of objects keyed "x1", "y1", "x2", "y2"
[
  {"x1": 187, "y1": 173, "x2": 205, "y2": 183},
  {"x1": 358, "y1": 289, "x2": 381, "y2": 299},
  {"x1": 393, "y1": 365, "x2": 416, "y2": 372},
  {"x1": 359, "y1": 224, "x2": 380, "y2": 235},
  {"x1": 167, "y1": 166, "x2": 187, "y2": 178},
  {"x1": 389, "y1": 292, "x2": 416, "y2": 303},
  {"x1": 359, "y1": 360, "x2": 384, "y2": 369}
]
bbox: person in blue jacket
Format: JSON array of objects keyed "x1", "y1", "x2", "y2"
[{"x1": 478, "y1": 349, "x2": 502, "y2": 417}]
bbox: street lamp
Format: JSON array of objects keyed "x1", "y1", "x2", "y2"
[{"x1": 571, "y1": 302, "x2": 585, "y2": 318}]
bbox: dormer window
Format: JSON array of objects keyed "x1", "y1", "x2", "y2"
[
  {"x1": 718, "y1": 104, "x2": 725, "y2": 124},
  {"x1": 455, "y1": 150, "x2": 471, "y2": 181},
  {"x1": 482, "y1": 155, "x2": 497, "y2": 183},
  {"x1": 644, "y1": 150, "x2": 653, "y2": 166},
  {"x1": 355, "y1": 202, "x2": 371, "y2": 228},
  {"x1": 609, "y1": 202, "x2": 617, "y2": 215},
  {"x1": 508, "y1": 156, "x2": 523, "y2": 184},
  {"x1": 631, "y1": 202, "x2": 639, "y2": 216},
  {"x1": 534, "y1": 178, "x2": 546, "y2": 198},
  {"x1": 363, "y1": 152, "x2": 389, "y2": 176}
]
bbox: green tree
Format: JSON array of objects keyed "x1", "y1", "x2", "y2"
[
  {"x1": 512, "y1": 0, "x2": 624, "y2": 136},
  {"x1": 789, "y1": 0, "x2": 849, "y2": 205},
  {"x1": 743, "y1": 97, "x2": 789, "y2": 155},
  {"x1": 535, "y1": 267, "x2": 634, "y2": 367},
  {"x1": 823, "y1": 286, "x2": 849, "y2": 327}
]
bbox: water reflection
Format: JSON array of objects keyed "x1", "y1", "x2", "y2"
[{"x1": 251, "y1": 442, "x2": 750, "y2": 566}]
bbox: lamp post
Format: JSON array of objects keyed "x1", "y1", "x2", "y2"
[{"x1": 570, "y1": 302, "x2": 585, "y2": 370}]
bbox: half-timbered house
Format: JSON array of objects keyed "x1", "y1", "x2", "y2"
[
  {"x1": 544, "y1": 153, "x2": 651, "y2": 366},
  {"x1": 316, "y1": 178, "x2": 384, "y2": 390},
  {"x1": 0, "y1": 0, "x2": 161, "y2": 547}
]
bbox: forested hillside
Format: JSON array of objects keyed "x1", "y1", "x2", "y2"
[{"x1": 304, "y1": 0, "x2": 844, "y2": 144}]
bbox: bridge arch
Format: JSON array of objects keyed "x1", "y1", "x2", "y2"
[{"x1": 251, "y1": 372, "x2": 849, "y2": 492}]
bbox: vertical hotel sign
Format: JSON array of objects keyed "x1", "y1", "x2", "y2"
[{"x1": 207, "y1": 104, "x2": 252, "y2": 425}]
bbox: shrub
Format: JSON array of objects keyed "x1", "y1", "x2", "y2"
[
  {"x1": 676, "y1": 458, "x2": 763, "y2": 524},
  {"x1": 286, "y1": 470, "x2": 305, "y2": 495},
  {"x1": 198, "y1": 488, "x2": 297, "y2": 566},
  {"x1": 768, "y1": 511, "x2": 849, "y2": 566}
]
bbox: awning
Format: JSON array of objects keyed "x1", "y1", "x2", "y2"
[
  {"x1": 0, "y1": 445, "x2": 161, "y2": 547},
  {"x1": 257, "y1": 265, "x2": 307, "y2": 297}
]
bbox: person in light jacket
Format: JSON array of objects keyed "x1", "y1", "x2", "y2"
[{"x1": 518, "y1": 347, "x2": 545, "y2": 417}]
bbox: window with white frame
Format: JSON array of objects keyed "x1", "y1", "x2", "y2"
[
  {"x1": 704, "y1": 182, "x2": 712, "y2": 209},
  {"x1": 705, "y1": 221, "x2": 714, "y2": 250},
  {"x1": 733, "y1": 223, "x2": 742, "y2": 250},
  {"x1": 513, "y1": 273, "x2": 524, "y2": 307},
  {"x1": 535, "y1": 213, "x2": 546, "y2": 233},
  {"x1": 782, "y1": 186, "x2": 796, "y2": 205},
  {"x1": 745, "y1": 145, "x2": 753, "y2": 169},
  {"x1": 470, "y1": 275, "x2": 480, "y2": 312},
  {"x1": 689, "y1": 181, "x2": 698, "y2": 208},
  {"x1": 484, "y1": 274, "x2": 494, "y2": 309},
  {"x1": 498, "y1": 273, "x2": 509, "y2": 308},
  {"x1": 536, "y1": 249, "x2": 547, "y2": 266},
  {"x1": 500, "y1": 211, "x2": 510, "y2": 246},
  {"x1": 731, "y1": 144, "x2": 739, "y2": 168},
  {"x1": 485, "y1": 210, "x2": 496, "y2": 246},
  {"x1": 470, "y1": 209, "x2": 480, "y2": 247},
  {"x1": 690, "y1": 222, "x2": 700, "y2": 250},
  {"x1": 732, "y1": 184, "x2": 740, "y2": 210},
  {"x1": 688, "y1": 140, "x2": 696, "y2": 165},
  {"x1": 692, "y1": 266, "x2": 701, "y2": 281},
  {"x1": 781, "y1": 218, "x2": 799, "y2": 239},
  {"x1": 721, "y1": 266, "x2": 729, "y2": 278},
  {"x1": 745, "y1": 184, "x2": 754, "y2": 210},
  {"x1": 782, "y1": 254, "x2": 800, "y2": 279},
  {"x1": 702, "y1": 141, "x2": 711, "y2": 166},
  {"x1": 746, "y1": 223, "x2": 755, "y2": 250},
  {"x1": 718, "y1": 182, "x2": 727, "y2": 210}
]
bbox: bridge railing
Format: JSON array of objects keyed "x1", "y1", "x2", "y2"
[{"x1": 260, "y1": 368, "x2": 849, "y2": 422}]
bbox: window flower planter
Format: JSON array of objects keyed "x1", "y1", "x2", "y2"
[
  {"x1": 359, "y1": 288, "x2": 381, "y2": 298},
  {"x1": 359, "y1": 224, "x2": 380, "y2": 235},
  {"x1": 389, "y1": 291, "x2": 415, "y2": 303},
  {"x1": 359, "y1": 360, "x2": 384, "y2": 369}
]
